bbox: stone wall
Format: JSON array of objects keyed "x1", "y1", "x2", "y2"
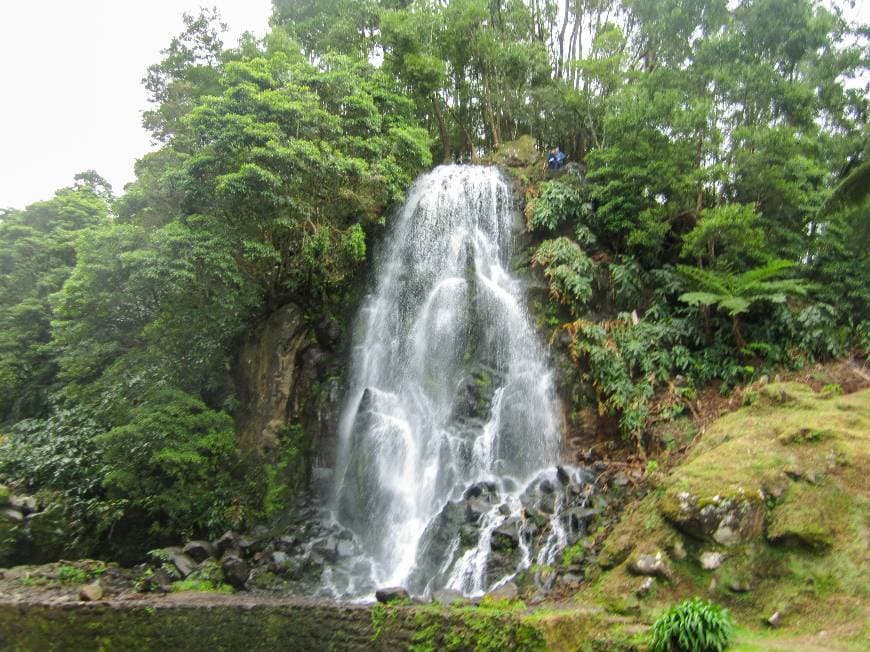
[{"x1": 0, "y1": 596, "x2": 555, "y2": 652}]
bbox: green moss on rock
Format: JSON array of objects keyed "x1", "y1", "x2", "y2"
[
  {"x1": 766, "y1": 482, "x2": 849, "y2": 550},
  {"x1": 585, "y1": 383, "x2": 869, "y2": 649}
]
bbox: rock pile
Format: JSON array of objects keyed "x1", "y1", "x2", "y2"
[{"x1": 1, "y1": 484, "x2": 69, "y2": 566}]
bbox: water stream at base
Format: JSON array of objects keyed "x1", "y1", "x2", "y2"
[{"x1": 326, "y1": 165, "x2": 578, "y2": 598}]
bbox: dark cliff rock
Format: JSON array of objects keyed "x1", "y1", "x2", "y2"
[{"x1": 232, "y1": 303, "x2": 344, "y2": 475}]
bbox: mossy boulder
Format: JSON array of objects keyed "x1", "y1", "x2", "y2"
[
  {"x1": 488, "y1": 135, "x2": 541, "y2": 168},
  {"x1": 0, "y1": 517, "x2": 21, "y2": 565},
  {"x1": 766, "y1": 482, "x2": 849, "y2": 550},
  {"x1": 26, "y1": 506, "x2": 71, "y2": 564},
  {"x1": 588, "y1": 382, "x2": 869, "y2": 647},
  {"x1": 660, "y1": 490, "x2": 764, "y2": 546}
]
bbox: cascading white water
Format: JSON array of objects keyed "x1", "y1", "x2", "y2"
[{"x1": 331, "y1": 165, "x2": 561, "y2": 595}]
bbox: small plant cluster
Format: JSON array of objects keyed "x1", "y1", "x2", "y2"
[{"x1": 648, "y1": 597, "x2": 733, "y2": 652}]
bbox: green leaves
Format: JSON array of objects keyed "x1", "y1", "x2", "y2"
[
  {"x1": 98, "y1": 390, "x2": 241, "y2": 539},
  {"x1": 526, "y1": 179, "x2": 592, "y2": 233},
  {"x1": 532, "y1": 238, "x2": 595, "y2": 311},
  {"x1": 681, "y1": 204, "x2": 766, "y2": 267},
  {"x1": 0, "y1": 187, "x2": 109, "y2": 423},
  {"x1": 677, "y1": 259, "x2": 812, "y2": 348},
  {"x1": 649, "y1": 597, "x2": 733, "y2": 652},
  {"x1": 678, "y1": 260, "x2": 810, "y2": 318}
]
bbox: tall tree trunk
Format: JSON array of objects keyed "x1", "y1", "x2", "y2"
[
  {"x1": 695, "y1": 127, "x2": 704, "y2": 216},
  {"x1": 431, "y1": 95, "x2": 452, "y2": 163},
  {"x1": 481, "y1": 62, "x2": 501, "y2": 149},
  {"x1": 702, "y1": 306, "x2": 713, "y2": 345},
  {"x1": 732, "y1": 316, "x2": 746, "y2": 349},
  {"x1": 556, "y1": 0, "x2": 571, "y2": 78}
]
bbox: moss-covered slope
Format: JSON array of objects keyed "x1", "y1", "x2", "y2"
[{"x1": 581, "y1": 381, "x2": 868, "y2": 650}]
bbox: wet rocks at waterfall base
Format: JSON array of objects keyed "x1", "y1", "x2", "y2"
[{"x1": 408, "y1": 466, "x2": 599, "y2": 597}]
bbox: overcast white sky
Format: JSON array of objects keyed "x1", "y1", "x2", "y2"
[
  {"x1": 0, "y1": 2, "x2": 867, "y2": 210},
  {"x1": 0, "y1": 1, "x2": 273, "y2": 209}
]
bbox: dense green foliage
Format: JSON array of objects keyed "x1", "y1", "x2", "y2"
[
  {"x1": 0, "y1": 12, "x2": 430, "y2": 558},
  {"x1": 271, "y1": 0, "x2": 867, "y2": 445},
  {"x1": 649, "y1": 598, "x2": 733, "y2": 652},
  {"x1": 0, "y1": 0, "x2": 866, "y2": 560}
]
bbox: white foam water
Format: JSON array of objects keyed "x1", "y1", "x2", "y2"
[{"x1": 330, "y1": 165, "x2": 562, "y2": 596}]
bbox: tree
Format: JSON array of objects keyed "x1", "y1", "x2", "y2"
[
  {"x1": 0, "y1": 186, "x2": 108, "y2": 423},
  {"x1": 678, "y1": 260, "x2": 811, "y2": 348}
]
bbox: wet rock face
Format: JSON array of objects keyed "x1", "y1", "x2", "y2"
[
  {"x1": 661, "y1": 491, "x2": 764, "y2": 546},
  {"x1": 232, "y1": 303, "x2": 345, "y2": 470},
  {"x1": 407, "y1": 466, "x2": 597, "y2": 597},
  {"x1": 375, "y1": 586, "x2": 409, "y2": 603},
  {"x1": 233, "y1": 304, "x2": 311, "y2": 455}
]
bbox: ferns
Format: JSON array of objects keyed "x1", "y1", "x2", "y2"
[
  {"x1": 649, "y1": 598, "x2": 733, "y2": 652},
  {"x1": 678, "y1": 260, "x2": 811, "y2": 347},
  {"x1": 526, "y1": 179, "x2": 591, "y2": 232},
  {"x1": 532, "y1": 237, "x2": 595, "y2": 310}
]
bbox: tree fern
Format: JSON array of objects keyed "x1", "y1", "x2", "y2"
[{"x1": 677, "y1": 260, "x2": 810, "y2": 347}]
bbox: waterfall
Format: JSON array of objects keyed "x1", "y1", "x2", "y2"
[{"x1": 331, "y1": 165, "x2": 563, "y2": 596}]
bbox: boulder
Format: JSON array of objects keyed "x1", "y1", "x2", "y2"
[
  {"x1": 486, "y1": 581, "x2": 519, "y2": 601},
  {"x1": 699, "y1": 551, "x2": 725, "y2": 570},
  {"x1": 563, "y1": 507, "x2": 598, "y2": 530},
  {"x1": 466, "y1": 498, "x2": 492, "y2": 521},
  {"x1": 635, "y1": 577, "x2": 655, "y2": 597},
  {"x1": 150, "y1": 567, "x2": 174, "y2": 593},
  {"x1": 24, "y1": 507, "x2": 69, "y2": 564},
  {"x1": 0, "y1": 519, "x2": 20, "y2": 566},
  {"x1": 669, "y1": 539, "x2": 687, "y2": 561},
  {"x1": 558, "y1": 572, "x2": 583, "y2": 588},
  {"x1": 9, "y1": 495, "x2": 38, "y2": 514},
  {"x1": 221, "y1": 554, "x2": 250, "y2": 588},
  {"x1": 490, "y1": 519, "x2": 519, "y2": 551},
  {"x1": 237, "y1": 535, "x2": 263, "y2": 557},
  {"x1": 538, "y1": 493, "x2": 556, "y2": 515},
  {"x1": 463, "y1": 481, "x2": 498, "y2": 501},
  {"x1": 183, "y1": 540, "x2": 215, "y2": 563},
  {"x1": 539, "y1": 479, "x2": 556, "y2": 494},
  {"x1": 1, "y1": 508, "x2": 23, "y2": 523},
  {"x1": 729, "y1": 579, "x2": 751, "y2": 593},
  {"x1": 214, "y1": 531, "x2": 240, "y2": 556},
  {"x1": 767, "y1": 611, "x2": 782, "y2": 628},
  {"x1": 432, "y1": 588, "x2": 464, "y2": 605},
  {"x1": 661, "y1": 491, "x2": 763, "y2": 546},
  {"x1": 311, "y1": 536, "x2": 338, "y2": 563},
  {"x1": 375, "y1": 586, "x2": 409, "y2": 603},
  {"x1": 628, "y1": 552, "x2": 672, "y2": 580},
  {"x1": 78, "y1": 583, "x2": 103, "y2": 602},
  {"x1": 160, "y1": 548, "x2": 197, "y2": 578}
]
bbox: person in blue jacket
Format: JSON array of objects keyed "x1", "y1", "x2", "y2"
[{"x1": 547, "y1": 146, "x2": 566, "y2": 170}]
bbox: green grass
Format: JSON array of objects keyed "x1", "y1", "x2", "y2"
[
  {"x1": 170, "y1": 579, "x2": 233, "y2": 593},
  {"x1": 574, "y1": 382, "x2": 869, "y2": 650}
]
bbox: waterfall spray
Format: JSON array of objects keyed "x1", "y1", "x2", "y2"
[{"x1": 328, "y1": 165, "x2": 583, "y2": 598}]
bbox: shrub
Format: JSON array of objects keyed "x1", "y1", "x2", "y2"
[
  {"x1": 649, "y1": 597, "x2": 733, "y2": 652},
  {"x1": 98, "y1": 390, "x2": 243, "y2": 542}
]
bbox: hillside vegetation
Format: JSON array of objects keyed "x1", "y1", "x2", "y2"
[{"x1": 0, "y1": 0, "x2": 867, "y2": 571}]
